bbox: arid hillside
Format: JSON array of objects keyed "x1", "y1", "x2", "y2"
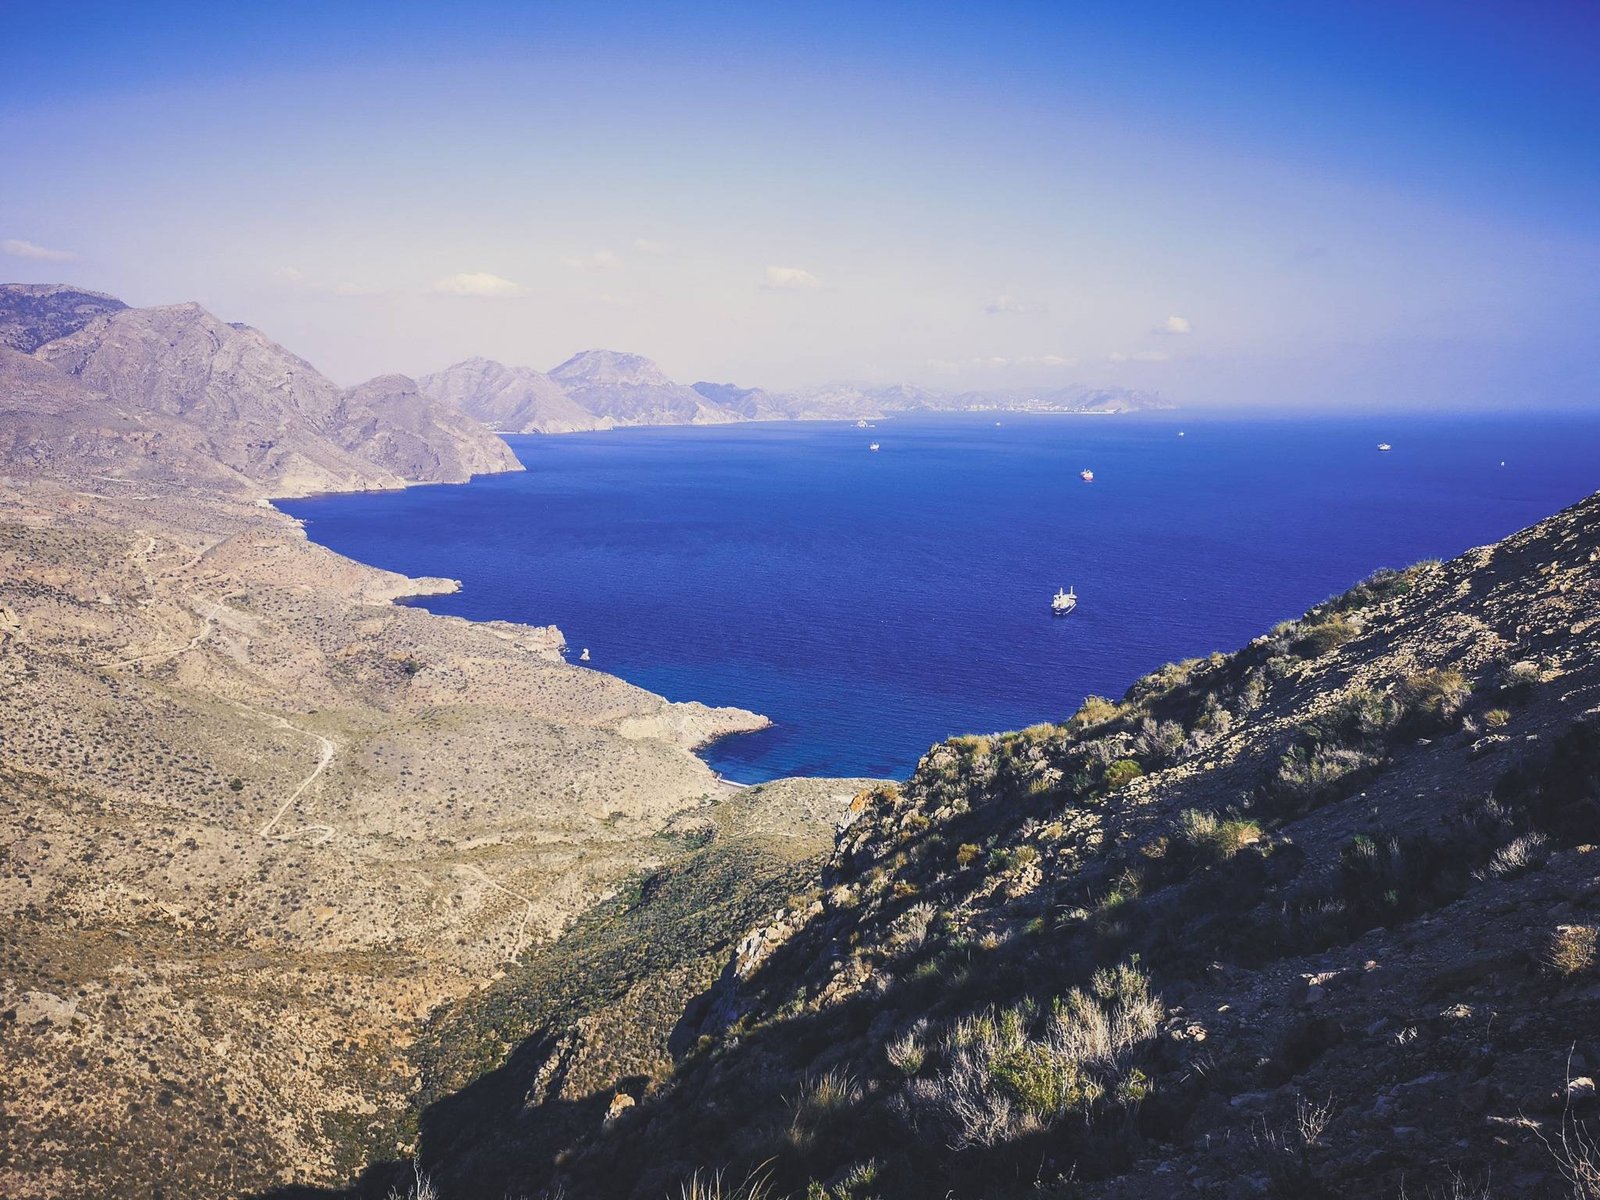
[
  {"x1": 324, "y1": 489, "x2": 1600, "y2": 1200},
  {"x1": 0, "y1": 284, "x2": 866, "y2": 1199}
]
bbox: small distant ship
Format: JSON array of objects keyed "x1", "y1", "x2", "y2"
[
  {"x1": 869, "y1": 442, "x2": 881, "y2": 452},
  {"x1": 1052, "y1": 586, "x2": 1078, "y2": 616},
  {"x1": 579, "y1": 647, "x2": 590, "y2": 662},
  {"x1": 1079, "y1": 468, "x2": 1095, "y2": 482},
  {"x1": 1377, "y1": 443, "x2": 1392, "y2": 452},
  {"x1": 856, "y1": 419, "x2": 870, "y2": 428}
]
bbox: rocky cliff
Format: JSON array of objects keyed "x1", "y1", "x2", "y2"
[
  {"x1": 418, "y1": 356, "x2": 612, "y2": 434},
  {"x1": 25, "y1": 297, "x2": 519, "y2": 496}
]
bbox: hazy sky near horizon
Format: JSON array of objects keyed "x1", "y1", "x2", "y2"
[{"x1": 3, "y1": 1, "x2": 1599, "y2": 406}]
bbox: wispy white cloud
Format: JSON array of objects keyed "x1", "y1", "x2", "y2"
[
  {"x1": 763, "y1": 265, "x2": 822, "y2": 290},
  {"x1": 431, "y1": 271, "x2": 527, "y2": 298},
  {"x1": 1019, "y1": 354, "x2": 1076, "y2": 367},
  {"x1": 631, "y1": 238, "x2": 666, "y2": 256},
  {"x1": 983, "y1": 295, "x2": 1043, "y2": 316},
  {"x1": 3, "y1": 237, "x2": 79, "y2": 263},
  {"x1": 1109, "y1": 350, "x2": 1169, "y2": 362},
  {"x1": 1155, "y1": 315, "x2": 1192, "y2": 335},
  {"x1": 564, "y1": 248, "x2": 623, "y2": 272}
]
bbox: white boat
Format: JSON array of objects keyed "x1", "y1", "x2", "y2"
[
  {"x1": 1051, "y1": 586, "x2": 1077, "y2": 616},
  {"x1": 869, "y1": 442, "x2": 881, "y2": 451},
  {"x1": 1079, "y1": 468, "x2": 1095, "y2": 482},
  {"x1": 1377, "y1": 443, "x2": 1392, "y2": 451},
  {"x1": 856, "y1": 419, "x2": 869, "y2": 428}
]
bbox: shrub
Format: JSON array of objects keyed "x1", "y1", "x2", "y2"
[
  {"x1": 1476, "y1": 831, "x2": 1549, "y2": 880},
  {"x1": 1292, "y1": 615, "x2": 1357, "y2": 658},
  {"x1": 1104, "y1": 759, "x2": 1145, "y2": 791},
  {"x1": 888, "y1": 902, "x2": 936, "y2": 951},
  {"x1": 898, "y1": 962, "x2": 1162, "y2": 1149},
  {"x1": 1397, "y1": 668, "x2": 1471, "y2": 733},
  {"x1": 788, "y1": 1069, "x2": 863, "y2": 1153},
  {"x1": 1543, "y1": 925, "x2": 1598, "y2": 978},
  {"x1": 1174, "y1": 809, "x2": 1263, "y2": 864},
  {"x1": 1483, "y1": 708, "x2": 1511, "y2": 729},
  {"x1": 1069, "y1": 695, "x2": 1119, "y2": 730},
  {"x1": 1496, "y1": 659, "x2": 1542, "y2": 705},
  {"x1": 955, "y1": 843, "x2": 981, "y2": 868},
  {"x1": 678, "y1": 1169, "x2": 776, "y2": 1200},
  {"x1": 1273, "y1": 744, "x2": 1381, "y2": 810},
  {"x1": 1132, "y1": 718, "x2": 1189, "y2": 767},
  {"x1": 886, "y1": 1026, "x2": 927, "y2": 1076}
]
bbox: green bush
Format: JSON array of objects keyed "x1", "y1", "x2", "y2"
[
  {"x1": 1104, "y1": 759, "x2": 1145, "y2": 790},
  {"x1": 1174, "y1": 809, "x2": 1262, "y2": 864},
  {"x1": 1292, "y1": 615, "x2": 1357, "y2": 658}
]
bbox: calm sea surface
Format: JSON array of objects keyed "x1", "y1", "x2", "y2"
[{"x1": 279, "y1": 412, "x2": 1600, "y2": 782}]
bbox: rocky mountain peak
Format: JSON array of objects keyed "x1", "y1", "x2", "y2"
[{"x1": 549, "y1": 348, "x2": 672, "y2": 388}]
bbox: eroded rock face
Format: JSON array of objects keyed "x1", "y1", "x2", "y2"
[
  {"x1": 20, "y1": 293, "x2": 520, "y2": 496},
  {"x1": 418, "y1": 357, "x2": 612, "y2": 434},
  {"x1": 549, "y1": 349, "x2": 741, "y2": 425},
  {"x1": 333, "y1": 372, "x2": 523, "y2": 483}
]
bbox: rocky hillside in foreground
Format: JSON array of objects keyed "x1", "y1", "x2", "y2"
[
  {"x1": 1, "y1": 283, "x2": 521, "y2": 497},
  {"x1": 316, "y1": 490, "x2": 1600, "y2": 1200}
]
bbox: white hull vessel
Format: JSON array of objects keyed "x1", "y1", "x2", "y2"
[{"x1": 1052, "y1": 586, "x2": 1077, "y2": 616}]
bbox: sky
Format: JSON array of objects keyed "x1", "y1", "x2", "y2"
[{"x1": 3, "y1": 1, "x2": 1599, "y2": 406}]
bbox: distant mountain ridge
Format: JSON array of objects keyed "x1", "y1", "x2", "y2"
[{"x1": 430, "y1": 349, "x2": 1171, "y2": 434}]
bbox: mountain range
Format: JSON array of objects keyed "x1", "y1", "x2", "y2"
[
  {"x1": 420, "y1": 353, "x2": 1170, "y2": 434},
  {"x1": 0, "y1": 283, "x2": 519, "y2": 497}
]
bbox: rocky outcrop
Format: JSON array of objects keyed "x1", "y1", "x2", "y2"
[
  {"x1": 0, "y1": 283, "x2": 127, "y2": 352},
  {"x1": 334, "y1": 372, "x2": 522, "y2": 483},
  {"x1": 12, "y1": 296, "x2": 518, "y2": 499},
  {"x1": 418, "y1": 356, "x2": 612, "y2": 434},
  {"x1": 549, "y1": 349, "x2": 741, "y2": 425}
]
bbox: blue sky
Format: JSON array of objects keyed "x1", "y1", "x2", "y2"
[{"x1": 3, "y1": 1, "x2": 1598, "y2": 405}]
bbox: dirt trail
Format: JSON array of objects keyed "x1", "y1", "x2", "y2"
[
  {"x1": 102, "y1": 596, "x2": 224, "y2": 669},
  {"x1": 458, "y1": 865, "x2": 538, "y2": 964},
  {"x1": 247, "y1": 708, "x2": 337, "y2": 846}
]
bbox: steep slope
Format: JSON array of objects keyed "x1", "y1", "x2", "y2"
[
  {"x1": 690, "y1": 380, "x2": 790, "y2": 421},
  {"x1": 334, "y1": 373, "x2": 522, "y2": 481},
  {"x1": 550, "y1": 349, "x2": 740, "y2": 426},
  {"x1": 29, "y1": 299, "x2": 517, "y2": 496},
  {"x1": 0, "y1": 344, "x2": 249, "y2": 490},
  {"x1": 0, "y1": 470, "x2": 778, "y2": 1199},
  {"x1": 418, "y1": 357, "x2": 611, "y2": 434},
  {"x1": 0, "y1": 282, "x2": 127, "y2": 352},
  {"x1": 343, "y1": 490, "x2": 1600, "y2": 1200}
]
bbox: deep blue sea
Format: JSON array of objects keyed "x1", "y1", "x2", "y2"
[{"x1": 279, "y1": 412, "x2": 1600, "y2": 782}]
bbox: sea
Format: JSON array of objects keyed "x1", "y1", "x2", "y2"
[{"x1": 277, "y1": 411, "x2": 1600, "y2": 783}]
